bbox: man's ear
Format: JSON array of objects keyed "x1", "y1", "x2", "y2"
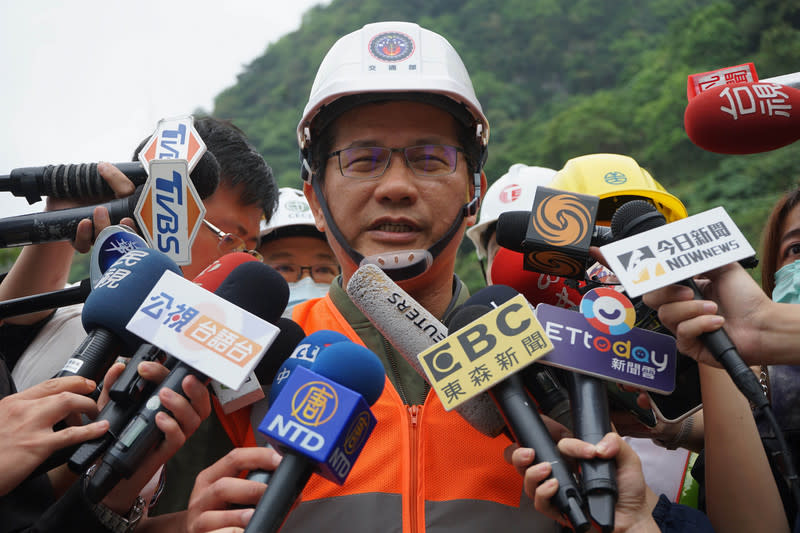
[{"x1": 303, "y1": 182, "x2": 327, "y2": 232}]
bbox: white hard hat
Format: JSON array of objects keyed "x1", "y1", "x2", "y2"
[
  {"x1": 298, "y1": 20, "x2": 489, "y2": 179},
  {"x1": 259, "y1": 187, "x2": 319, "y2": 241},
  {"x1": 466, "y1": 164, "x2": 557, "y2": 259}
]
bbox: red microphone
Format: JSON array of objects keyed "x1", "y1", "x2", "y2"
[
  {"x1": 684, "y1": 81, "x2": 800, "y2": 154},
  {"x1": 489, "y1": 246, "x2": 584, "y2": 309},
  {"x1": 192, "y1": 252, "x2": 260, "y2": 290}
]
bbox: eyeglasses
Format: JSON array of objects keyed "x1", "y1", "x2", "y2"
[
  {"x1": 201, "y1": 219, "x2": 263, "y2": 262},
  {"x1": 266, "y1": 262, "x2": 340, "y2": 283},
  {"x1": 327, "y1": 144, "x2": 464, "y2": 180}
]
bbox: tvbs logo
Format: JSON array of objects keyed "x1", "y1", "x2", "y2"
[{"x1": 422, "y1": 300, "x2": 530, "y2": 382}]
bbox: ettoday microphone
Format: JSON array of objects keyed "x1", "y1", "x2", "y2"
[
  {"x1": 247, "y1": 341, "x2": 385, "y2": 533},
  {"x1": 0, "y1": 149, "x2": 219, "y2": 204},
  {"x1": 346, "y1": 263, "x2": 507, "y2": 437},
  {"x1": 684, "y1": 81, "x2": 800, "y2": 154}
]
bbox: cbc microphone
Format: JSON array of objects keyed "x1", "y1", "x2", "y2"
[
  {"x1": 610, "y1": 200, "x2": 768, "y2": 409},
  {"x1": 85, "y1": 261, "x2": 290, "y2": 503},
  {"x1": 684, "y1": 81, "x2": 800, "y2": 154},
  {"x1": 246, "y1": 341, "x2": 385, "y2": 533},
  {"x1": 0, "y1": 149, "x2": 219, "y2": 204},
  {"x1": 444, "y1": 296, "x2": 589, "y2": 533}
]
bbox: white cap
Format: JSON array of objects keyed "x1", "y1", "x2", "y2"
[
  {"x1": 298, "y1": 21, "x2": 489, "y2": 160},
  {"x1": 259, "y1": 187, "x2": 319, "y2": 240},
  {"x1": 466, "y1": 164, "x2": 557, "y2": 259}
]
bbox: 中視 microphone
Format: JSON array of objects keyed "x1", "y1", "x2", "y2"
[
  {"x1": 54, "y1": 249, "x2": 181, "y2": 381},
  {"x1": 609, "y1": 200, "x2": 768, "y2": 409},
  {"x1": 346, "y1": 263, "x2": 506, "y2": 437},
  {"x1": 684, "y1": 81, "x2": 800, "y2": 154},
  {"x1": 0, "y1": 149, "x2": 219, "y2": 204},
  {"x1": 83, "y1": 261, "x2": 290, "y2": 503},
  {"x1": 246, "y1": 341, "x2": 385, "y2": 533},
  {"x1": 444, "y1": 294, "x2": 589, "y2": 533}
]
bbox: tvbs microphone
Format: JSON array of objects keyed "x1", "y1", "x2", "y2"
[
  {"x1": 442, "y1": 293, "x2": 589, "y2": 533},
  {"x1": 55, "y1": 249, "x2": 181, "y2": 381},
  {"x1": 84, "y1": 261, "x2": 290, "y2": 503},
  {"x1": 346, "y1": 263, "x2": 506, "y2": 437},
  {"x1": 0, "y1": 149, "x2": 219, "y2": 204},
  {"x1": 247, "y1": 341, "x2": 385, "y2": 533},
  {"x1": 610, "y1": 200, "x2": 768, "y2": 409},
  {"x1": 684, "y1": 81, "x2": 800, "y2": 154},
  {"x1": 495, "y1": 186, "x2": 611, "y2": 280}
]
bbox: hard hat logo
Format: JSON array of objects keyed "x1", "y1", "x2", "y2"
[
  {"x1": 499, "y1": 184, "x2": 522, "y2": 204},
  {"x1": 369, "y1": 32, "x2": 415, "y2": 62},
  {"x1": 603, "y1": 171, "x2": 628, "y2": 185}
]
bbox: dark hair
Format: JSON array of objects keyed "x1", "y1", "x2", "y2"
[
  {"x1": 194, "y1": 117, "x2": 278, "y2": 220},
  {"x1": 761, "y1": 187, "x2": 800, "y2": 295},
  {"x1": 132, "y1": 117, "x2": 279, "y2": 221},
  {"x1": 309, "y1": 93, "x2": 481, "y2": 183}
]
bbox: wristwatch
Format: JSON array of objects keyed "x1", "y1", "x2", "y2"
[{"x1": 83, "y1": 465, "x2": 145, "y2": 532}]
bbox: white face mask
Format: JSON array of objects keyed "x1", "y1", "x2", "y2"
[{"x1": 283, "y1": 276, "x2": 331, "y2": 317}]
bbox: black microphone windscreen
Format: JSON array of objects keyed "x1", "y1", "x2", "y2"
[
  {"x1": 188, "y1": 150, "x2": 220, "y2": 199},
  {"x1": 610, "y1": 200, "x2": 664, "y2": 239},
  {"x1": 495, "y1": 211, "x2": 530, "y2": 252},
  {"x1": 254, "y1": 318, "x2": 306, "y2": 384},
  {"x1": 213, "y1": 262, "x2": 289, "y2": 325}
]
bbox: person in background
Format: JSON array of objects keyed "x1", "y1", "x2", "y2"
[{"x1": 258, "y1": 187, "x2": 339, "y2": 319}]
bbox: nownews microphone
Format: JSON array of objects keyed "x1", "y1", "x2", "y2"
[
  {"x1": 445, "y1": 296, "x2": 589, "y2": 533},
  {"x1": 610, "y1": 200, "x2": 768, "y2": 409},
  {"x1": 495, "y1": 186, "x2": 609, "y2": 280},
  {"x1": 0, "y1": 150, "x2": 219, "y2": 204},
  {"x1": 246, "y1": 341, "x2": 385, "y2": 533},
  {"x1": 684, "y1": 81, "x2": 800, "y2": 154},
  {"x1": 55, "y1": 249, "x2": 181, "y2": 381},
  {"x1": 346, "y1": 263, "x2": 507, "y2": 437},
  {"x1": 84, "y1": 261, "x2": 290, "y2": 503}
]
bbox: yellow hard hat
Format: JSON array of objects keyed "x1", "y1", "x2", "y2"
[{"x1": 549, "y1": 154, "x2": 687, "y2": 224}]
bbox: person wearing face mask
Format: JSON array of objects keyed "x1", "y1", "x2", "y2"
[{"x1": 258, "y1": 187, "x2": 340, "y2": 317}]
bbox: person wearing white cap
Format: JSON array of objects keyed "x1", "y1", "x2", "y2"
[{"x1": 258, "y1": 187, "x2": 339, "y2": 317}]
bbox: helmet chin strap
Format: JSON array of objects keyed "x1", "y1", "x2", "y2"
[{"x1": 311, "y1": 169, "x2": 481, "y2": 282}]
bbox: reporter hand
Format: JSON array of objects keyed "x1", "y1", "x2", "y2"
[
  {"x1": 186, "y1": 447, "x2": 283, "y2": 533},
  {"x1": 511, "y1": 433, "x2": 660, "y2": 533},
  {"x1": 0, "y1": 376, "x2": 108, "y2": 496}
]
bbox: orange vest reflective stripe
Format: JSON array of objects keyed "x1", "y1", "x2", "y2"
[{"x1": 216, "y1": 295, "x2": 558, "y2": 532}]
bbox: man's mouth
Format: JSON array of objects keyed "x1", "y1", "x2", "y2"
[{"x1": 374, "y1": 222, "x2": 415, "y2": 233}]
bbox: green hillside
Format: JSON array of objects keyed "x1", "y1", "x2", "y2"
[{"x1": 212, "y1": 0, "x2": 800, "y2": 290}]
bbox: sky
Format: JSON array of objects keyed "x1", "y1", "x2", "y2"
[{"x1": 0, "y1": 0, "x2": 327, "y2": 217}]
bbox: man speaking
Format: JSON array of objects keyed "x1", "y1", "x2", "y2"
[{"x1": 216, "y1": 20, "x2": 562, "y2": 533}]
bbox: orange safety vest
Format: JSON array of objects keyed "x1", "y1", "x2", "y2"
[{"x1": 215, "y1": 295, "x2": 558, "y2": 533}]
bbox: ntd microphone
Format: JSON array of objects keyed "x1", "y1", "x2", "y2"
[
  {"x1": 249, "y1": 342, "x2": 384, "y2": 533},
  {"x1": 684, "y1": 81, "x2": 800, "y2": 154}
]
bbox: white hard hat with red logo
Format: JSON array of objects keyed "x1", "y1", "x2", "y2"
[{"x1": 466, "y1": 164, "x2": 557, "y2": 259}]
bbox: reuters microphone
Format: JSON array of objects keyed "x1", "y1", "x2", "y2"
[
  {"x1": 246, "y1": 341, "x2": 385, "y2": 533},
  {"x1": 684, "y1": 81, "x2": 800, "y2": 154}
]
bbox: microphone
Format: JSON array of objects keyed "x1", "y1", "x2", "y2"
[
  {"x1": 495, "y1": 189, "x2": 610, "y2": 280},
  {"x1": 55, "y1": 249, "x2": 182, "y2": 381},
  {"x1": 684, "y1": 81, "x2": 800, "y2": 154},
  {"x1": 444, "y1": 295, "x2": 589, "y2": 533},
  {"x1": 0, "y1": 150, "x2": 219, "y2": 204},
  {"x1": 89, "y1": 224, "x2": 150, "y2": 288},
  {"x1": 69, "y1": 253, "x2": 262, "y2": 473},
  {"x1": 84, "y1": 261, "x2": 290, "y2": 503},
  {"x1": 253, "y1": 318, "x2": 309, "y2": 386},
  {"x1": 0, "y1": 277, "x2": 91, "y2": 320},
  {"x1": 346, "y1": 263, "x2": 507, "y2": 437},
  {"x1": 609, "y1": 200, "x2": 768, "y2": 409},
  {"x1": 247, "y1": 341, "x2": 385, "y2": 533}
]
